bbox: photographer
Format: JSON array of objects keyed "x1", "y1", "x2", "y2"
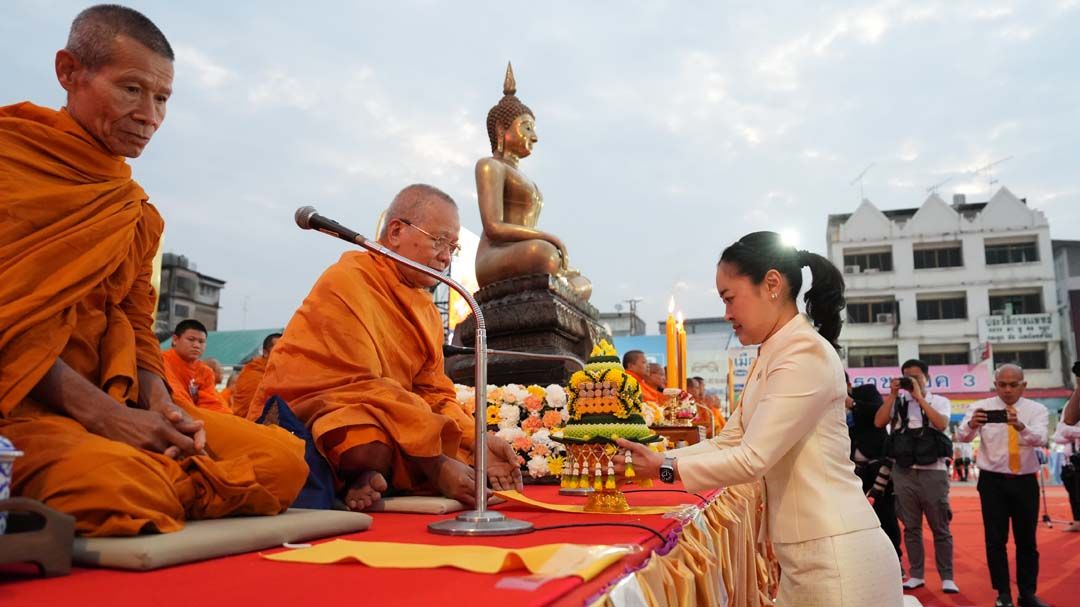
[
  {"x1": 847, "y1": 376, "x2": 902, "y2": 558},
  {"x1": 874, "y1": 358, "x2": 957, "y2": 593},
  {"x1": 955, "y1": 364, "x2": 1049, "y2": 607},
  {"x1": 1063, "y1": 361, "x2": 1080, "y2": 426}
]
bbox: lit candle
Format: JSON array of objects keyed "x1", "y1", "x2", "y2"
[
  {"x1": 677, "y1": 312, "x2": 687, "y2": 391},
  {"x1": 665, "y1": 297, "x2": 678, "y2": 389}
]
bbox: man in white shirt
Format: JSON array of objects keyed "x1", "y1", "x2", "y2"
[
  {"x1": 1052, "y1": 419, "x2": 1080, "y2": 532},
  {"x1": 874, "y1": 358, "x2": 957, "y2": 594},
  {"x1": 956, "y1": 364, "x2": 1050, "y2": 607}
]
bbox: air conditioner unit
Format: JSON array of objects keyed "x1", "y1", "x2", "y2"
[
  {"x1": 875, "y1": 313, "x2": 895, "y2": 324},
  {"x1": 844, "y1": 265, "x2": 861, "y2": 274},
  {"x1": 862, "y1": 268, "x2": 880, "y2": 274}
]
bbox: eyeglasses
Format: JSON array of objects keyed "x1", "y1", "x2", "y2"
[{"x1": 400, "y1": 219, "x2": 461, "y2": 257}]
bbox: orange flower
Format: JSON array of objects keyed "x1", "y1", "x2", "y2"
[
  {"x1": 522, "y1": 415, "x2": 544, "y2": 434},
  {"x1": 523, "y1": 394, "x2": 544, "y2": 412},
  {"x1": 512, "y1": 436, "x2": 534, "y2": 453},
  {"x1": 542, "y1": 410, "x2": 563, "y2": 428}
]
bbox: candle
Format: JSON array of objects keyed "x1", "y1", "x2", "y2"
[
  {"x1": 665, "y1": 297, "x2": 678, "y2": 389},
  {"x1": 676, "y1": 312, "x2": 687, "y2": 391}
]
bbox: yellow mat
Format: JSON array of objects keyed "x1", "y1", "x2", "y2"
[
  {"x1": 262, "y1": 539, "x2": 630, "y2": 581},
  {"x1": 493, "y1": 490, "x2": 685, "y2": 516}
]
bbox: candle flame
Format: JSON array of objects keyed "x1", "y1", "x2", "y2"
[
  {"x1": 676, "y1": 311, "x2": 684, "y2": 327},
  {"x1": 668, "y1": 296, "x2": 675, "y2": 314}
]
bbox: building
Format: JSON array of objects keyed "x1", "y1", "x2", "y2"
[
  {"x1": 1053, "y1": 239, "x2": 1080, "y2": 381},
  {"x1": 155, "y1": 252, "x2": 226, "y2": 338},
  {"x1": 599, "y1": 311, "x2": 646, "y2": 336},
  {"x1": 827, "y1": 187, "x2": 1066, "y2": 393},
  {"x1": 657, "y1": 316, "x2": 732, "y2": 335}
]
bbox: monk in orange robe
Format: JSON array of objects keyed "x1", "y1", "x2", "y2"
[
  {"x1": 623, "y1": 349, "x2": 663, "y2": 404},
  {"x1": 230, "y1": 332, "x2": 281, "y2": 419},
  {"x1": 0, "y1": 6, "x2": 306, "y2": 536},
  {"x1": 254, "y1": 184, "x2": 522, "y2": 510},
  {"x1": 163, "y1": 320, "x2": 232, "y2": 414}
]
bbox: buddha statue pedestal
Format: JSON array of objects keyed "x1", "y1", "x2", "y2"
[{"x1": 447, "y1": 273, "x2": 609, "y2": 387}]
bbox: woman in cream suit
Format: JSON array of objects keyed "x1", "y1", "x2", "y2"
[{"x1": 617, "y1": 231, "x2": 903, "y2": 606}]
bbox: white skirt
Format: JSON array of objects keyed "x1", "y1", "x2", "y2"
[{"x1": 774, "y1": 527, "x2": 903, "y2": 607}]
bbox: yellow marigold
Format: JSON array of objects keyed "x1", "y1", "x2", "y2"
[
  {"x1": 548, "y1": 455, "x2": 564, "y2": 476},
  {"x1": 527, "y1": 385, "x2": 546, "y2": 399},
  {"x1": 486, "y1": 404, "x2": 500, "y2": 425}
]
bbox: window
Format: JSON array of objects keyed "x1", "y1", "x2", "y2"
[
  {"x1": 913, "y1": 244, "x2": 963, "y2": 269},
  {"x1": 919, "y1": 344, "x2": 970, "y2": 366},
  {"x1": 846, "y1": 300, "x2": 897, "y2": 324},
  {"x1": 847, "y1": 346, "x2": 899, "y2": 368},
  {"x1": 993, "y1": 346, "x2": 1048, "y2": 370},
  {"x1": 916, "y1": 294, "x2": 967, "y2": 320},
  {"x1": 989, "y1": 290, "x2": 1043, "y2": 315},
  {"x1": 174, "y1": 303, "x2": 190, "y2": 318},
  {"x1": 175, "y1": 276, "x2": 196, "y2": 296},
  {"x1": 843, "y1": 248, "x2": 893, "y2": 272},
  {"x1": 985, "y1": 239, "x2": 1038, "y2": 265},
  {"x1": 199, "y1": 284, "x2": 217, "y2": 296}
]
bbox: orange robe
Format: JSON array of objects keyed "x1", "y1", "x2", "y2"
[
  {"x1": 162, "y1": 348, "x2": 232, "y2": 414},
  {"x1": 0, "y1": 102, "x2": 306, "y2": 536},
  {"x1": 230, "y1": 355, "x2": 268, "y2": 419},
  {"x1": 253, "y1": 251, "x2": 475, "y2": 491},
  {"x1": 628, "y1": 370, "x2": 663, "y2": 404}
]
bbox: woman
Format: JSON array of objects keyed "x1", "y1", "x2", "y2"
[{"x1": 617, "y1": 231, "x2": 902, "y2": 606}]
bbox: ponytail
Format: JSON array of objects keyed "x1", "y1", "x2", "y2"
[
  {"x1": 719, "y1": 232, "x2": 846, "y2": 349},
  {"x1": 798, "y1": 250, "x2": 845, "y2": 348}
]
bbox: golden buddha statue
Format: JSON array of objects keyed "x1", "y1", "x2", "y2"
[{"x1": 474, "y1": 63, "x2": 592, "y2": 301}]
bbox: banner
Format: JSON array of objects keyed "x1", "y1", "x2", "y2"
[{"x1": 848, "y1": 362, "x2": 991, "y2": 394}]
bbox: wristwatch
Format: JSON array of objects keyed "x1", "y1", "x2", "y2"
[{"x1": 659, "y1": 455, "x2": 677, "y2": 484}]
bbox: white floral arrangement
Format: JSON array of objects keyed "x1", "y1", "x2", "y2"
[{"x1": 455, "y1": 383, "x2": 569, "y2": 480}]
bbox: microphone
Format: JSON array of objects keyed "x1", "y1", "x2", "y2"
[{"x1": 294, "y1": 206, "x2": 368, "y2": 246}]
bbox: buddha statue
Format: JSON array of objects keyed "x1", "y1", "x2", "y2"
[{"x1": 474, "y1": 63, "x2": 592, "y2": 301}]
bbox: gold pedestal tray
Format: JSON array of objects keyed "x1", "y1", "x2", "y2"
[{"x1": 584, "y1": 488, "x2": 630, "y2": 513}]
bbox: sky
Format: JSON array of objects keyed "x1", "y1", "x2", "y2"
[{"x1": 6, "y1": 0, "x2": 1079, "y2": 333}]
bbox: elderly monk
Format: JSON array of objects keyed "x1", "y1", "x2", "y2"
[
  {"x1": 646, "y1": 363, "x2": 667, "y2": 395},
  {"x1": 230, "y1": 331, "x2": 281, "y2": 419},
  {"x1": 253, "y1": 184, "x2": 523, "y2": 511},
  {"x1": 623, "y1": 350, "x2": 662, "y2": 404},
  {"x1": 0, "y1": 5, "x2": 306, "y2": 536},
  {"x1": 163, "y1": 319, "x2": 232, "y2": 414}
]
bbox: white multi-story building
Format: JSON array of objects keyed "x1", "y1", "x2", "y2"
[{"x1": 826, "y1": 187, "x2": 1064, "y2": 389}]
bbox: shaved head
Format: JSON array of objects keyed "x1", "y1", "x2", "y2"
[
  {"x1": 67, "y1": 4, "x2": 173, "y2": 71},
  {"x1": 995, "y1": 363, "x2": 1025, "y2": 380},
  {"x1": 378, "y1": 184, "x2": 457, "y2": 240}
]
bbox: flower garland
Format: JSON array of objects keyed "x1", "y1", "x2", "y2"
[{"x1": 455, "y1": 383, "x2": 570, "y2": 480}]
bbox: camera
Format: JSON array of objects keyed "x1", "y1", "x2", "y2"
[
  {"x1": 898, "y1": 377, "x2": 914, "y2": 391},
  {"x1": 984, "y1": 409, "x2": 1008, "y2": 424},
  {"x1": 1072, "y1": 360, "x2": 1080, "y2": 377}
]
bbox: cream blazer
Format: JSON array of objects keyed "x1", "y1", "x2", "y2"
[{"x1": 673, "y1": 314, "x2": 880, "y2": 545}]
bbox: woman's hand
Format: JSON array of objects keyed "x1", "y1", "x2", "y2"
[{"x1": 613, "y1": 439, "x2": 664, "y2": 480}]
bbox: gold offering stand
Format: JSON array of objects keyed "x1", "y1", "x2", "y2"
[{"x1": 561, "y1": 443, "x2": 631, "y2": 513}]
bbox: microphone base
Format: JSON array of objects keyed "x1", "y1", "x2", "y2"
[
  {"x1": 427, "y1": 510, "x2": 534, "y2": 537},
  {"x1": 558, "y1": 487, "x2": 594, "y2": 497}
]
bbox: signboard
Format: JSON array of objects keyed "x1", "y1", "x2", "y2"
[
  {"x1": 978, "y1": 313, "x2": 1057, "y2": 344},
  {"x1": 686, "y1": 349, "x2": 728, "y2": 396},
  {"x1": 847, "y1": 363, "x2": 991, "y2": 394},
  {"x1": 728, "y1": 346, "x2": 759, "y2": 400}
]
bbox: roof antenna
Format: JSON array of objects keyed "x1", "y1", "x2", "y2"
[{"x1": 849, "y1": 163, "x2": 875, "y2": 203}]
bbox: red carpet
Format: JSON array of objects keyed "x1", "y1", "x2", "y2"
[{"x1": 906, "y1": 483, "x2": 1080, "y2": 607}]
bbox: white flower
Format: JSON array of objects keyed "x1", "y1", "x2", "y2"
[
  {"x1": 498, "y1": 404, "x2": 520, "y2": 425},
  {"x1": 641, "y1": 406, "x2": 657, "y2": 427},
  {"x1": 454, "y1": 384, "x2": 474, "y2": 404},
  {"x1": 503, "y1": 384, "x2": 529, "y2": 404},
  {"x1": 560, "y1": 408, "x2": 570, "y2": 422},
  {"x1": 545, "y1": 384, "x2": 567, "y2": 408},
  {"x1": 527, "y1": 455, "x2": 549, "y2": 478},
  {"x1": 531, "y1": 429, "x2": 553, "y2": 448},
  {"x1": 495, "y1": 427, "x2": 525, "y2": 444}
]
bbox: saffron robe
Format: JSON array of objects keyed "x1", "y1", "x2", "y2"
[
  {"x1": 0, "y1": 102, "x2": 306, "y2": 536},
  {"x1": 252, "y1": 251, "x2": 475, "y2": 490},
  {"x1": 628, "y1": 370, "x2": 664, "y2": 404},
  {"x1": 229, "y1": 355, "x2": 268, "y2": 419},
  {"x1": 162, "y1": 348, "x2": 232, "y2": 414}
]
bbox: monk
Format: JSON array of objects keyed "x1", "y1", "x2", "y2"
[
  {"x1": 220, "y1": 369, "x2": 239, "y2": 408},
  {"x1": 646, "y1": 363, "x2": 667, "y2": 395},
  {"x1": 163, "y1": 320, "x2": 232, "y2": 414},
  {"x1": 253, "y1": 184, "x2": 523, "y2": 511},
  {"x1": 623, "y1": 350, "x2": 662, "y2": 404},
  {"x1": 0, "y1": 5, "x2": 307, "y2": 536},
  {"x1": 230, "y1": 332, "x2": 281, "y2": 419}
]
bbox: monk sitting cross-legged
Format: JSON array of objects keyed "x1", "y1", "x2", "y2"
[
  {"x1": 0, "y1": 5, "x2": 307, "y2": 536},
  {"x1": 252, "y1": 184, "x2": 523, "y2": 511},
  {"x1": 229, "y1": 332, "x2": 281, "y2": 419},
  {"x1": 163, "y1": 320, "x2": 233, "y2": 414}
]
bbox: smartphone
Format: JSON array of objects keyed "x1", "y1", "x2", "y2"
[{"x1": 984, "y1": 409, "x2": 1008, "y2": 424}]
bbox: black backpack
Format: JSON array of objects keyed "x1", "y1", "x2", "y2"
[{"x1": 884, "y1": 397, "x2": 953, "y2": 468}]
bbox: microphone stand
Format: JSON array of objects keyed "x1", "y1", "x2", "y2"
[
  {"x1": 296, "y1": 207, "x2": 532, "y2": 536},
  {"x1": 443, "y1": 345, "x2": 585, "y2": 371}
]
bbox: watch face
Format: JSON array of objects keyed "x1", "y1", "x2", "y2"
[{"x1": 660, "y1": 466, "x2": 675, "y2": 484}]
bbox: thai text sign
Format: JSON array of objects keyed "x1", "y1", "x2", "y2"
[
  {"x1": 978, "y1": 313, "x2": 1057, "y2": 343},
  {"x1": 848, "y1": 363, "x2": 991, "y2": 394}
]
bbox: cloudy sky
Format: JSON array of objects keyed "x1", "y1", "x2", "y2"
[{"x1": 6, "y1": 1, "x2": 1079, "y2": 333}]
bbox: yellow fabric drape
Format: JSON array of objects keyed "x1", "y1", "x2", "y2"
[{"x1": 493, "y1": 489, "x2": 688, "y2": 516}]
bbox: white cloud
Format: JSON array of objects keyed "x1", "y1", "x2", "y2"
[
  {"x1": 997, "y1": 26, "x2": 1035, "y2": 41},
  {"x1": 897, "y1": 140, "x2": 920, "y2": 162},
  {"x1": 175, "y1": 45, "x2": 231, "y2": 89},
  {"x1": 248, "y1": 71, "x2": 318, "y2": 110}
]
